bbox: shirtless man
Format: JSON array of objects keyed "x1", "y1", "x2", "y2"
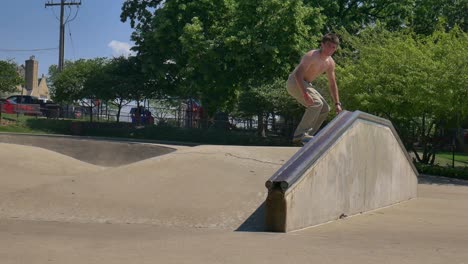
[{"x1": 287, "y1": 33, "x2": 342, "y2": 145}]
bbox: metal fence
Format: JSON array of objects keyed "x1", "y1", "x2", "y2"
[{"x1": 70, "y1": 105, "x2": 297, "y2": 137}]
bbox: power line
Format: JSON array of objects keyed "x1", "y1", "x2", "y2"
[
  {"x1": 0, "y1": 48, "x2": 58, "y2": 52},
  {"x1": 67, "y1": 23, "x2": 76, "y2": 60}
]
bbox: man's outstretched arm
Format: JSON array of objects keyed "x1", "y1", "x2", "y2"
[{"x1": 326, "y1": 61, "x2": 342, "y2": 113}]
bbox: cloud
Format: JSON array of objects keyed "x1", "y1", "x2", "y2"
[{"x1": 108, "y1": 40, "x2": 136, "y2": 57}]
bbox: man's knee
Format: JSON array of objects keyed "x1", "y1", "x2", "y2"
[
  {"x1": 322, "y1": 103, "x2": 330, "y2": 114},
  {"x1": 308, "y1": 99, "x2": 323, "y2": 109}
]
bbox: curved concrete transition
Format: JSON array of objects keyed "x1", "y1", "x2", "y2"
[
  {"x1": 0, "y1": 140, "x2": 297, "y2": 230},
  {"x1": 265, "y1": 111, "x2": 419, "y2": 232},
  {"x1": 0, "y1": 133, "x2": 177, "y2": 166}
]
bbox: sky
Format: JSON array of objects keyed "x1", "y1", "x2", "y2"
[{"x1": 0, "y1": 0, "x2": 136, "y2": 77}]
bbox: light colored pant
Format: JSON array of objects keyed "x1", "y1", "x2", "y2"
[{"x1": 287, "y1": 74, "x2": 330, "y2": 139}]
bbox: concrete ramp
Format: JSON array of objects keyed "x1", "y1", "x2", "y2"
[
  {"x1": 0, "y1": 133, "x2": 176, "y2": 166},
  {"x1": 265, "y1": 111, "x2": 419, "y2": 232},
  {"x1": 0, "y1": 143, "x2": 297, "y2": 230}
]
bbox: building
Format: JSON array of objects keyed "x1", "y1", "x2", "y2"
[{"x1": 13, "y1": 56, "x2": 50, "y2": 100}]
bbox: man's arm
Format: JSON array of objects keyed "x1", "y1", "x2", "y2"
[
  {"x1": 293, "y1": 54, "x2": 314, "y2": 106},
  {"x1": 326, "y1": 60, "x2": 342, "y2": 113}
]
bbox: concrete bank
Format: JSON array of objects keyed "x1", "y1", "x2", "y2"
[{"x1": 0, "y1": 133, "x2": 180, "y2": 166}]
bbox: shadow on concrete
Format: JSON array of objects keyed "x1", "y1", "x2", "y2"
[
  {"x1": 236, "y1": 202, "x2": 266, "y2": 232},
  {"x1": 418, "y1": 174, "x2": 468, "y2": 187},
  {"x1": 236, "y1": 175, "x2": 468, "y2": 233},
  {"x1": 0, "y1": 133, "x2": 176, "y2": 167}
]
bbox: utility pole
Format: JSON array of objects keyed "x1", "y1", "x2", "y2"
[{"x1": 45, "y1": 0, "x2": 81, "y2": 72}]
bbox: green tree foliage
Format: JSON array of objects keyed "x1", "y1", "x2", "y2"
[
  {"x1": 304, "y1": 0, "x2": 466, "y2": 35},
  {"x1": 226, "y1": 0, "x2": 323, "y2": 87},
  {"x1": 47, "y1": 60, "x2": 82, "y2": 99},
  {"x1": 237, "y1": 78, "x2": 302, "y2": 136},
  {"x1": 305, "y1": 0, "x2": 415, "y2": 33},
  {"x1": 338, "y1": 26, "x2": 467, "y2": 163},
  {"x1": 52, "y1": 58, "x2": 107, "y2": 104},
  {"x1": 411, "y1": 0, "x2": 467, "y2": 35},
  {"x1": 121, "y1": 0, "x2": 324, "y2": 117},
  {"x1": 86, "y1": 56, "x2": 147, "y2": 122},
  {"x1": 124, "y1": 0, "x2": 237, "y2": 115},
  {"x1": 121, "y1": 0, "x2": 164, "y2": 47},
  {"x1": 0, "y1": 60, "x2": 23, "y2": 95}
]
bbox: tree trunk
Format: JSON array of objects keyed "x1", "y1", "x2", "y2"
[
  {"x1": 257, "y1": 112, "x2": 267, "y2": 137},
  {"x1": 89, "y1": 106, "x2": 93, "y2": 123}
]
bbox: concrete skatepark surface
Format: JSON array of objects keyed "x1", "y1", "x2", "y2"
[{"x1": 0, "y1": 135, "x2": 468, "y2": 263}]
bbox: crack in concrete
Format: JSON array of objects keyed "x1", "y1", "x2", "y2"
[
  {"x1": 224, "y1": 153, "x2": 283, "y2": 165},
  {"x1": 173, "y1": 151, "x2": 284, "y2": 165}
]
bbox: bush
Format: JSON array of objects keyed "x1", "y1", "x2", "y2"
[{"x1": 415, "y1": 163, "x2": 468, "y2": 180}]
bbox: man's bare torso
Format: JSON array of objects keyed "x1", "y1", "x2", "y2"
[{"x1": 293, "y1": 49, "x2": 334, "y2": 83}]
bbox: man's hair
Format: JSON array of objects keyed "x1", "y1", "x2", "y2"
[{"x1": 321, "y1": 33, "x2": 340, "y2": 45}]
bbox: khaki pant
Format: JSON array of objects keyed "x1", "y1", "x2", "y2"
[{"x1": 287, "y1": 74, "x2": 330, "y2": 140}]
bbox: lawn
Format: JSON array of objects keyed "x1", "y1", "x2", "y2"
[{"x1": 435, "y1": 152, "x2": 468, "y2": 166}]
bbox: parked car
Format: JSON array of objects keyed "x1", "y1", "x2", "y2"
[
  {"x1": 6, "y1": 95, "x2": 42, "y2": 104},
  {"x1": 4, "y1": 95, "x2": 60, "y2": 117}
]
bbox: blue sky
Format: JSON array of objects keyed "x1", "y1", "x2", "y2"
[{"x1": 0, "y1": 0, "x2": 135, "y2": 77}]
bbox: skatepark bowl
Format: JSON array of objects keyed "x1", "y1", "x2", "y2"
[{"x1": 1, "y1": 111, "x2": 468, "y2": 264}]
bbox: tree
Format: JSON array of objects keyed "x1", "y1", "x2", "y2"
[
  {"x1": 52, "y1": 58, "x2": 108, "y2": 121},
  {"x1": 237, "y1": 78, "x2": 302, "y2": 136},
  {"x1": 87, "y1": 56, "x2": 147, "y2": 122},
  {"x1": 410, "y1": 0, "x2": 467, "y2": 35},
  {"x1": 0, "y1": 60, "x2": 23, "y2": 96},
  {"x1": 121, "y1": 0, "x2": 324, "y2": 119},
  {"x1": 338, "y1": 25, "x2": 467, "y2": 164},
  {"x1": 428, "y1": 26, "x2": 468, "y2": 148},
  {"x1": 47, "y1": 60, "x2": 81, "y2": 99},
  {"x1": 304, "y1": 0, "x2": 415, "y2": 33},
  {"x1": 226, "y1": 0, "x2": 323, "y2": 87},
  {"x1": 121, "y1": 0, "x2": 165, "y2": 49}
]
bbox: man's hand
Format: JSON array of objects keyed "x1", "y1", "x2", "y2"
[
  {"x1": 303, "y1": 93, "x2": 314, "y2": 106},
  {"x1": 335, "y1": 103, "x2": 343, "y2": 114}
]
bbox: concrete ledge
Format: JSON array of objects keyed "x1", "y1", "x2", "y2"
[{"x1": 265, "y1": 111, "x2": 419, "y2": 232}]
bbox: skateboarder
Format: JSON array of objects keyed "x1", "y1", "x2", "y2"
[{"x1": 287, "y1": 33, "x2": 343, "y2": 145}]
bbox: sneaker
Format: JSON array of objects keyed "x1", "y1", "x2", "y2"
[
  {"x1": 301, "y1": 135, "x2": 314, "y2": 145},
  {"x1": 292, "y1": 139, "x2": 302, "y2": 146},
  {"x1": 292, "y1": 135, "x2": 303, "y2": 146}
]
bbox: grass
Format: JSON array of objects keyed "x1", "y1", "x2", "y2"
[
  {"x1": 413, "y1": 150, "x2": 468, "y2": 167},
  {"x1": 436, "y1": 152, "x2": 468, "y2": 165},
  {"x1": 0, "y1": 114, "x2": 40, "y2": 133}
]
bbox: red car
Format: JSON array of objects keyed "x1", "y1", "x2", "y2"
[{"x1": 1, "y1": 95, "x2": 43, "y2": 115}]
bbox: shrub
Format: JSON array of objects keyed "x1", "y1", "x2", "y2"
[{"x1": 415, "y1": 163, "x2": 468, "y2": 180}]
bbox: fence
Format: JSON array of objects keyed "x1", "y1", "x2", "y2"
[
  {"x1": 72, "y1": 106, "x2": 297, "y2": 137},
  {"x1": 0, "y1": 99, "x2": 298, "y2": 138}
]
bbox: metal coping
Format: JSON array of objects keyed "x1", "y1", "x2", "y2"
[{"x1": 265, "y1": 110, "x2": 419, "y2": 192}]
